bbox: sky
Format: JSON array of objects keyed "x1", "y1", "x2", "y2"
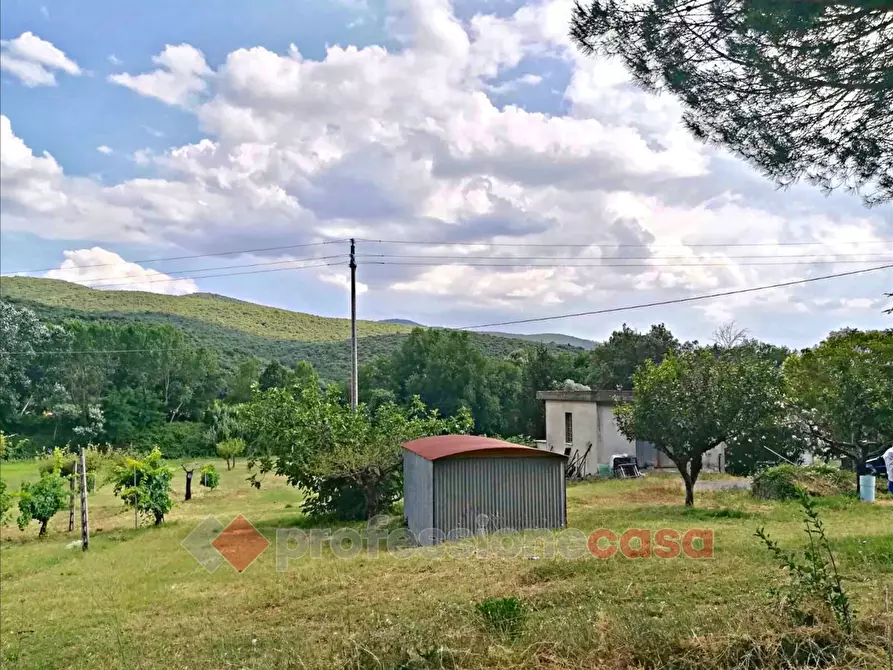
[{"x1": 0, "y1": 0, "x2": 890, "y2": 348}]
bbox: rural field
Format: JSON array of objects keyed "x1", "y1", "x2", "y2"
[{"x1": 1, "y1": 460, "x2": 891, "y2": 670}]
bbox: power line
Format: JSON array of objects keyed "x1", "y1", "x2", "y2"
[
  {"x1": 356, "y1": 237, "x2": 893, "y2": 249},
  {"x1": 2, "y1": 239, "x2": 349, "y2": 275},
  {"x1": 367, "y1": 259, "x2": 891, "y2": 269},
  {"x1": 0, "y1": 260, "x2": 344, "y2": 293},
  {"x1": 457, "y1": 264, "x2": 893, "y2": 330},
  {"x1": 359, "y1": 251, "x2": 893, "y2": 261},
  {"x1": 76, "y1": 260, "x2": 345, "y2": 290},
  {"x1": 49, "y1": 254, "x2": 347, "y2": 287}
]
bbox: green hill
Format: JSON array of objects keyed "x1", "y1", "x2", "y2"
[
  {"x1": 0, "y1": 277, "x2": 582, "y2": 380},
  {"x1": 485, "y1": 331, "x2": 597, "y2": 350}
]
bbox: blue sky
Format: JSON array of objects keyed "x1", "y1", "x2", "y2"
[{"x1": 1, "y1": 0, "x2": 890, "y2": 346}]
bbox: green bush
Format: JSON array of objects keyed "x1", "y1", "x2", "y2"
[
  {"x1": 199, "y1": 463, "x2": 220, "y2": 489},
  {"x1": 752, "y1": 464, "x2": 853, "y2": 501},
  {"x1": 0, "y1": 478, "x2": 13, "y2": 526},
  {"x1": 17, "y1": 469, "x2": 68, "y2": 537},
  {"x1": 476, "y1": 597, "x2": 526, "y2": 639},
  {"x1": 111, "y1": 448, "x2": 174, "y2": 525}
]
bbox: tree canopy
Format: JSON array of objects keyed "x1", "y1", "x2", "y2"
[
  {"x1": 570, "y1": 1, "x2": 893, "y2": 205},
  {"x1": 784, "y1": 328, "x2": 893, "y2": 469},
  {"x1": 244, "y1": 383, "x2": 472, "y2": 519},
  {"x1": 615, "y1": 348, "x2": 784, "y2": 505}
]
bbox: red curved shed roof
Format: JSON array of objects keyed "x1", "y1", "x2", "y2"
[{"x1": 402, "y1": 434, "x2": 565, "y2": 461}]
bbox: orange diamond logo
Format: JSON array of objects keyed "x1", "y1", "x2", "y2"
[{"x1": 211, "y1": 514, "x2": 269, "y2": 573}]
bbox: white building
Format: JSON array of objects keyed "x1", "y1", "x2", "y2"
[{"x1": 535, "y1": 390, "x2": 726, "y2": 477}]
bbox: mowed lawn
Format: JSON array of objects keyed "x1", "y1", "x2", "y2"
[{"x1": 1, "y1": 460, "x2": 891, "y2": 670}]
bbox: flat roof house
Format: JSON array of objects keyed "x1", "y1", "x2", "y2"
[
  {"x1": 402, "y1": 435, "x2": 567, "y2": 546},
  {"x1": 535, "y1": 390, "x2": 726, "y2": 477}
]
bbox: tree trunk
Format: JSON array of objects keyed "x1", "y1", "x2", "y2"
[
  {"x1": 154, "y1": 512, "x2": 164, "y2": 526},
  {"x1": 675, "y1": 455, "x2": 703, "y2": 507},
  {"x1": 39, "y1": 519, "x2": 48, "y2": 537},
  {"x1": 184, "y1": 469, "x2": 194, "y2": 501}
]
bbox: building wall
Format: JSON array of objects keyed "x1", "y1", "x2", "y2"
[
  {"x1": 541, "y1": 399, "x2": 726, "y2": 474},
  {"x1": 543, "y1": 399, "x2": 602, "y2": 475},
  {"x1": 596, "y1": 403, "x2": 634, "y2": 463},
  {"x1": 432, "y1": 457, "x2": 565, "y2": 543},
  {"x1": 403, "y1": 450, "x2": 434, "y2": 545}
]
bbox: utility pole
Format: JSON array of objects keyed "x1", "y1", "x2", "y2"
[
  {"x1": 349, "y1": 238, "x2": 358, "y2": 411},
  {"x1": 79, "y1": 446, "x2": 89, "y2": 551}
]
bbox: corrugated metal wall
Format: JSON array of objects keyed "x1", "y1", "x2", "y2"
[
  {"x1": 403, "y1": 450, "x2": 434, "y2": 544},
  {"x1": 433, "y1": 457, "x2": 565, "y2": 540}
]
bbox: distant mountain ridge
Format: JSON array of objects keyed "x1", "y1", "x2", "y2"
[{"x1": 0, "y1": 277, "x2": 586, "y2": 380}]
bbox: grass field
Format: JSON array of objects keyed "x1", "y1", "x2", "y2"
[{"x1": 1, "y1": 460, "x2": 891, "y2": 669}]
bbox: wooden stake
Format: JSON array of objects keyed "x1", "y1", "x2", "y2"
[{"x1": 79, "y1": 447, "x2": 89, "y2": 551}]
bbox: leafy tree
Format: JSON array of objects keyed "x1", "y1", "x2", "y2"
[
  {"x1": 17, "y1": 453, "x2": 68, "y2": 536},
  {"x1": 514, "y1": 344, "x2": 587, "y2": 438},
  {"x1": 571, "y1": 1, "x2": 893, "y2": 205},
  {"x1": 216, "y1": 438, "x2": 245, "y2": 471},
  {"x1": 784, "y1": 329, "x2": 893, "y2": 479},
  {"x1": 259, "y1": 360, "x2": 293, "y2": 391},
  {"x1": 226, "y1": 358, "x2": 262, "y2": 404},
  {"x1": 0, "y1": 301, "x2": 62, "y2": 422},
  {"x1": 112, "y1": 448, "x2": 174, "y2": 525},
  {"x1": 585, "y1": 324, "x2": 680, "y2": 390},
  {"x1": 615, "y1": 348, "x2": 783, "y2": 506},
  {"x1": 204, "y1": 399, "x2": 244, "y2": 445},
  {"x1": 245, "y1": 384, "x2": 473, "y2": 519}
]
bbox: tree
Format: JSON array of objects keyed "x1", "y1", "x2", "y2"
[
  {"x1": 244, "y1": 384, "x2": 473, "y2": 520},
  {"x1": 259, "y1": 360, "x2": 293, "y2": 391},
  {"x1": 112, "y1": 448, "x2": 174, "y2": 526},
  {"x1": 615, "y1": 349, "x2": 783, "y2": 506},
  {"x1": 784, "y1": 329, "x2": 893, "y2": 480},
  {"x1": 570, "y1": 1, "x2": 893, "y2": 206},
  {"x1": 0, "y1": 301, "x2": 61, "y2": 422},
  {"x1": 216, "y1": 438, "x2": 245, "y2": 471},
  {"x1": 17, "y1": 457, "x2": 68, "y2": 537},
  {"x1": 226, "y1": 358, "x2": 262, "y2": 404},
  {"x1": 586, "y1": 324, "x2": 680, "y2": 390}
]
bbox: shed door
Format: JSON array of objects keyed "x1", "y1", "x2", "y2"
[{"x1": 433, "y1": 457, "x2": 565, "y2": 538}]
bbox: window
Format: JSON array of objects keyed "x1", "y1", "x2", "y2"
[{"x1": 564, "y1": 412, "x2": 573, "y2": 444}]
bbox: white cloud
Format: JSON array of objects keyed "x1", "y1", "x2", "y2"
[
  {"x1": 44, "y1": 247, "x2": 199, "y2": 295},
  {"x1": 2, "y1": 0, "x2": 890, "y2": 341},
  {"x1": 319, "y1": 271, "x2": 369, "y2": 294},
  {"x1": 0, "y1": 32, "x2": 81, "y2": 87},
  {"x1": 108, "y1": 44, "x2": 211, "y2": 107},
  {"x1": 96, "y1": 145, "x2": 113, "y2": 155},
  {"x1": 108, "y1": 54, "x2": 122, "y2": 66}
]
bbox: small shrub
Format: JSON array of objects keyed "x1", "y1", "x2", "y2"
[
  {"x1": 111, "y1": 448, "x2": 174, "y2": 526},
  {"x1": 755, "y1": 492, "x2": 854, "y2": 632},
  {"x1": 199, "y1": 463, "x2": 220, "y2": 489},
  {"x1": 752, "y1": 464, "x2": 852, "y2": 500},
  {"x1": 0, "y1": 478, "x2": 13, "y2": 526},
  {"x1": 17, "y1": 467, "x2": 68, "y2": 537},
  {"x1": 476, "y1": 596, "x2": 526, "y2": 639}
]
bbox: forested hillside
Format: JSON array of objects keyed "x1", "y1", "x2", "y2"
[{"x1": 0, "y1": 277, "x2": 577, "y2": 379}]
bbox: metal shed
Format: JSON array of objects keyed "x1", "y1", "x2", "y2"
[{"x1": 402, "y1": 435, "x2": 567, "y2": 546}]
